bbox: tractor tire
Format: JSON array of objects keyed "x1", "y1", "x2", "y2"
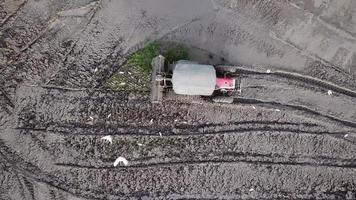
[
  {"x1": 212, "y1": 96, "x2": 234, "y2": 104},
  {"x1": 168, "y1": 63, "x2": 175, "y2": 72}
]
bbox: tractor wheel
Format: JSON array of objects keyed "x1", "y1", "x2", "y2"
[
  {"x1": 212, "y1": 96, "x2": 234, "y2": 104},
  {"x1": 168, "y1": 63, "x2": 175, "y2": 72}
]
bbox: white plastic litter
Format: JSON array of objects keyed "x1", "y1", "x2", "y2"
[
  {"x1": 101, "y1": 135, "x2": 113, "y2": 144},
  {"x1": 344, "y1": 134, "x2": 349, "y2": 138},
  {"x1": 118, "y1": 71, "x2": 124, "y2": 74},
  {"x1": 327, "y1": 90, "x2": 333, "y2": 95},
  {"x1": 89, "y1": 116, "x2": 94, "y2": 120},
  {"x1": 266, "y1": 69, "x2": 271, "y2": 73},
  {"x1": 159, "y1": 132, "x2": 163, "y2": 138},
  {"x1": 137, "y1": 143, "x2": 144, "y2": 146},
  {"x1": 94, "y1": 68, "x2": 98, "y2": 73},
  {"x1": 275, "y1": 109, "x2": 280, "y2": 112},
  {"x1": 150, "y1": 119, "x2": 154, "y2": 123},
  {"x1": 249, "y1": 188, "x2": 254, "y2": 192},
  {"x1": 113, "y1": 156, "x2": 128, "y2": 166},
  {"x1": 252, "y1": 106, "x2": 256, "y2": 109},
  {"x1": 107, "y1": 113, "x2": 111, "y2": 118},
  {"x1": 120, "y1": 82, "x2": 126, "y2": 86}
]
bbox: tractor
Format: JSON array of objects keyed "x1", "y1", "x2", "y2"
[{"x1": 150, "y1": 55, "x2": 241, "y2": 104}]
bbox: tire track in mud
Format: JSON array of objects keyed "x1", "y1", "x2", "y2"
[
  {"x1": 50, "y1": 129, "x2": 356, "y2": 170},
  {"x1": 0, "y1": 87, "x2": 14, "y2": 115},
  {"x1": 236, "y1": 97, "x2": 356, "y2": 128},
  {"x1": 0, "y1": 0, "x2": 28, "y2": 28},
  {"x1": 16, "y1": 85, "x2": 355, "y2": 132},
  {"x1": 55, "y1": 158, "x2": 356, "y2": 170},
  {"x1": 26, "y1": 126, "x2": 356, "y2": 170},
  {"x1": 236, "y1": 68, "x2": 356, "y2": 125},
  {"x1": 16, "y1": 120, "x2": 348, "y2": 138},
  {"x1": 50, "y1": 160, "x2": 356, "y2": 199},
  {"x1": 0, "y1": 139, "x2": 97, "y2": 200},
  {"x1": 0, "y1": 87, "x2": 14, "y2": 108},
  {"x1": 3, "y1": 1, "x2": 356, "y2": 199},
  {"x1": 234, "y1": 66, "x2": 356, "y2": 98},
  {"x1": 13, "y1": 100, "x2": 356, "y2": 198},
  {"x1": 11, "y1": 85, "x2": 356, "y2": 199}
]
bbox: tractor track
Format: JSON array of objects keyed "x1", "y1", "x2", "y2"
[
  {"x1": 15, "y1": 85, "x2": 356, "y2": 129},
  {"x1": 16, "y1": 122, "x2": 355, "y2": 165},
  {"x1": 234, "y1": 66, "x2": 356, "y2": 98},
  {"x1": 11, "y1": 85, "x2": 356, "y2": 199},
  {"x1": 235, "y1": 97, "x2": 356, "y2": 128},
  {"x1": 49, "y1": 129, "x2": 356, "y2": 170},
  {"x1": 0, "y1": 139, "x2": 101, "y2": 200},
  {"x1": 16, "y1": 121, "x2": 348, "y2": 138},
  {"x1": 22, "y1": 127, "x2": 356, "y2": 172},
  {"x1": 2, "y1": 0, "x2": 356, "y2": 199},
  {"x1": 55, "y1": 157, "x2": 356, "y2": 170},
  {"x1": 0, "y1": 87, "x2": 14, "y2": 108},
  {"x1": 237, "y1": 70, "x2": 356, "y2": 124},
  {"x1": 0, "y1": 0, "x2": 28, "y2": 28},
  {"x1": 41, "y1": 158, "x2": 356, "y2": 199}
]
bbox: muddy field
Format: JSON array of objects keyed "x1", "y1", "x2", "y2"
[{"x1": 1, "y1": 0, "x2": 356, "y2": 199}]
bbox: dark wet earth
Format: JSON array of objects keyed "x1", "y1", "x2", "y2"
[{"x1": 2, "y1": 0, "x2": 356, "y2": 199}]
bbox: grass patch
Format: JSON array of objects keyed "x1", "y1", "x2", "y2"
[
  {"x1": 106, "y1": 42, "x2": 189, "y2": 91},
  {"x1": 127, "y1": 42, "x2": 160, "y2": 74},
  {"x1": 104, "y1": 65, "x2": 151, "y2": 91},
  {"x1": 164, "y1": 44, "x2": 189, "y2": 63}
]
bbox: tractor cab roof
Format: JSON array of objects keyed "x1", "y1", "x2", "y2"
[{"x1": 172, "y1": 62, "x2": 216, "y2": 96}]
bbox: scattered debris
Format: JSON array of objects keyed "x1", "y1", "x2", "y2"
[
  {"x1": 327, "y1": 90, "x2": 333, "y2": 95},
  {"x1": 113, "y1": 156, "x2": 129, "y2": 166},
  {"x1": 101, "y1": 135, "x2": 113, "y2": 144},
  {"x1": 86, "y1": 116, "x2": 94, "y2": 125},
  {"x1": 266, "y1": 69, "x2": 271, "y2": 73}
]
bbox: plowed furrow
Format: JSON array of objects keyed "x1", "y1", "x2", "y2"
[
  {"x1": 16, "y1": 121, "x2": 343, "y2": 137},
  {"x1": 55, "y1": 157, "x2": 356, "y2": 170},
  {"x1": 51, "y1": 160, "x2": 356, "y2": 199},
  {"x1": 236, "y1": 97, "x2": 356, "y2": 128}
]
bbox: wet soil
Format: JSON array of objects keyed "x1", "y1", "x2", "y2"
[{"x1": 1, "y1": 0, "x2": 356, "y2": 199}]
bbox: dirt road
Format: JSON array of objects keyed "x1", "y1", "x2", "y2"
[{"x1": 1, "y1": 0, "x2": 356, "y2": 199}]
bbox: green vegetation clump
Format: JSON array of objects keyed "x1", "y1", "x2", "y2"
[
  {"x1": 106, "y1": 42, "x2": 189, "y2": 91},
  {"x1": 164, "y1": 44, "x2": 189, "y2": 63},
  {"x1": 127, "y1": 42, "x2": 160, "y2": 74}
]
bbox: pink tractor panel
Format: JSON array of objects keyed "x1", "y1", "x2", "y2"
[{"x1": 216, "y1": 77, "x2": 235, "y2": 90}]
